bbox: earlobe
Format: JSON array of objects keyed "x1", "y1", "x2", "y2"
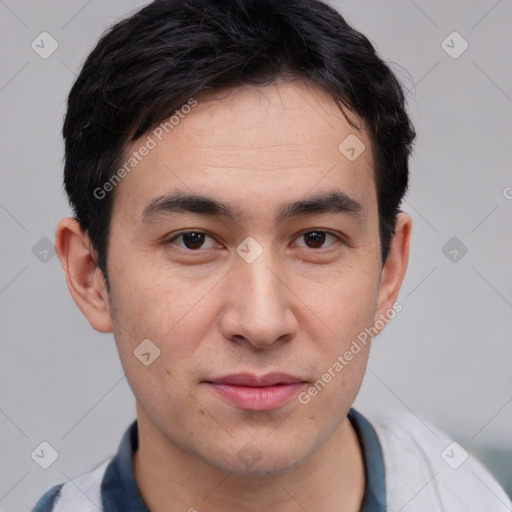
[
  {"x1": 55, "y1": 217, "x2": 113, "y2": 333},
  {"x1": 374, "y1": 212, "x2": 411, "y2": 330}
]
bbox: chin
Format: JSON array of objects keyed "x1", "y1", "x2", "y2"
[{"x1": 202, "y1": 438, "x2": 315, "y2": 477}]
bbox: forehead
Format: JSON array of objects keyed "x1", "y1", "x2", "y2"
[{"x1": 111, "y1": 79, "x2": 376, "y2": 223}]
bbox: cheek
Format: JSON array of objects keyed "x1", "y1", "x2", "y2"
[
  {"x1": 298, "y1": 319, "x2": 371, "y2": 424},
  {"x1": 297, "y1": 265, "x2": 379, "y2": 342},
  {"x1": 293, "y1": 263, "x2": 378, "y2": 409},
  {"x1": 107, "y1": 266, "x2": 221, "y2": 389},
  {"x1": 108, "y1": 255, "x2": 210, "y2": 337}
]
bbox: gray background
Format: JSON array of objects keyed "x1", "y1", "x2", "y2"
[{"x1": 0, "y1": 1, "x2": 511, "y2": 510}]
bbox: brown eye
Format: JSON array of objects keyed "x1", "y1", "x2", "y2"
[
  {"x1": 181, "y1": 232, "x2": 205, "y2": 249},
  {"x1": 304, "y1": 231, "x2": 326, "y2": 248},
  {"x1": 295, "y1": 231, "x2": 338, "y2": 249},
  {"x1": 167, "y1": 231, "x2": 218, "y2": 250}
]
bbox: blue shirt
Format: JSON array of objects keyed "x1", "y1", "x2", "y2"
[{"x1": 31, "y1": 407, "x2": 386, "y2": 511}]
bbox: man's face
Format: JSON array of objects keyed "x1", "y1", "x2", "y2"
[{"x1": 103, "y1": 80, "x2": 386, "y2": 473}]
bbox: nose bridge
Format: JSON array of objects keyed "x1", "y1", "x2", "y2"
[
  {"x1": 242, "y1": 250, "x2": 282, "y2": 310},
  {"x1": 223, "y1": 241, "x2": 296, "y2": 346}
]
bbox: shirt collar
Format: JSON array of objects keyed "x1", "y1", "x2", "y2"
[
  {"x1": 348, "y1": 408, "x2": 387, "y2": 511},
  {"x1": 101, "y1": 408, "x2": 386, "y2": 511}
]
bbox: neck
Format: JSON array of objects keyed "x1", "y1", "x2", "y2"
[{"x1": 133, "y1": 409, "x2": 365, "y2": 512}]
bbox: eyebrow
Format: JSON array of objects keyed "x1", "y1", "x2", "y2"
[{"x1": 138, "y1": 189, "x2": 365, "y2": 223}]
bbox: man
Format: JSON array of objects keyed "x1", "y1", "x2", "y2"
[{"x1": 31, "y1": 0, "x2": 512, "y2": 510}]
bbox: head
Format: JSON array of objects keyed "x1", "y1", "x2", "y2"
[{"x1": 56, "y1": 0, "x2": 414, "y2": 475}]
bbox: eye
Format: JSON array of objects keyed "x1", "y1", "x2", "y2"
[
  {"x1": 293, "y1": 230, "x2": 340, "y2": 249},
  {"x1": 167, "y1": 231, "x2": 219, "y2": 250}
]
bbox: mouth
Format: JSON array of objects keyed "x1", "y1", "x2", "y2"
[{"x1": 204, "y1": 372, "x2": 308, "y2": 411}]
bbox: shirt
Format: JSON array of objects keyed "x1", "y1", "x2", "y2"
[{"x1": 31, "y1": 407, "x2": 512, "y2": 511}]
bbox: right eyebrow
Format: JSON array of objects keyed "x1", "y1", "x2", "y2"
[{"x1": 138, "y1": 191, "x2": 241, "y2": 223}]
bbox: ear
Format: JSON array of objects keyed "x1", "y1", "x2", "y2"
[
  {"x1": 55, "y1": 217, "x2": 113, "y2": 333},
  {"x1": 373, "y1": 212, "x2": 411, "y2": 329}
]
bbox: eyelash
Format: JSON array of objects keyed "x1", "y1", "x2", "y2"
[{"x1": 164, "y1": 230, "x2": 343, "y2": 251}]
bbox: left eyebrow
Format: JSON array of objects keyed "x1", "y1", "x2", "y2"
[
  {"x1": 276, "y1": 190, "x2": 365, "y2": 222},
  {"x1": 137, "y1": 189, "x2": 365, "y2": 224}
]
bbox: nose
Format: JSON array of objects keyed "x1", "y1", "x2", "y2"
[{"x1": 219, "y1": 247, "x2": 298, "y2": 348}]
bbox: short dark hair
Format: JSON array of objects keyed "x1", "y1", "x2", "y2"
[{"x1": 63, "y1": 0, "x2": 415, "y2": 288}]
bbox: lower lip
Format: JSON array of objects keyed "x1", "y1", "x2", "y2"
[{"x1": 206, "y1": 382, "x2": 306, "y2": 411}]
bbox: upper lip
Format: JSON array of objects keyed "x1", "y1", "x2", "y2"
[{"x1": 206, "y1": 372, "x2": 305, "y2": 387}]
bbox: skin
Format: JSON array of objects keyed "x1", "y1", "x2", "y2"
[{"x1": 55, "y1": 79, "x2": 411, "y2": 512}]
